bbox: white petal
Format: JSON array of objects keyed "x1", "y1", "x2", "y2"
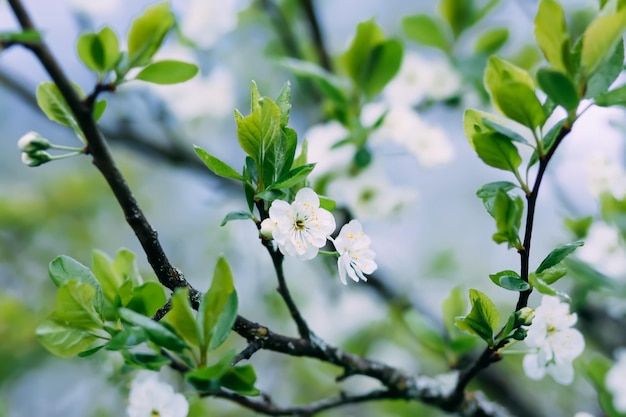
[{"x1": 522, "y1": 353, "x2": 546, "y2": 380}]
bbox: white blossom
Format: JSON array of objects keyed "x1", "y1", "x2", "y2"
[
  {"x1": 522, "y1": 296, "x2": 585, "y2": 385},
  {"x1": 577, "y1": 222, "x2": 626, "y2": 278},
  {"x1": 65, "y1": 0, "x2": 121, "y2": 16},
  {"x1": 573, "y1": 413, "x2": 595, "y2": 417},
  {"x1": 362, "y1": 103, "x2": 454, "y2": 168},
  {"x1": 304, "y1": 121, "x2": 354, "y2": 180},
  {"x1": 127, "y1": 371, "x2": 189, "y2": 417},
  {"x1": 606, "y1": 350, "x2": 626, "y2": 412},
  {"x1": 585, "y1": 153, "x2": 626, "y2": 199},
  {"x1": 383, "y1": 51, "x2": 461, "y2": 106},
  {"x1": 18, "y1": 131, "x2": 50, "y2": 153},
  {"x1": 268, "y1": 188, "x2": 336, "y2": 259},
  {"x1": 327, "y1": 164, "x2": 416, "y2": 220},
  {"x1": 178, "y1": 0, "x2": 241, "y2": 49},
  {"x1": 332, "y1": 220, "x2": 377, "y2": 285}
]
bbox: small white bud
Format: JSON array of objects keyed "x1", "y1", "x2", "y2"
[
  {"x1": 259, "y1": 218, "x2": 275, "y2": 239},
  {"x1": 18, "y1": 131, "x2": 51, "y2": 152},
  {"x1": 21, "y1": 150, "x2": 51, "y2": 167}
]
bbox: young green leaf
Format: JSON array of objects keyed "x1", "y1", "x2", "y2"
[
  {"x1": 135, "y1": 60, "x2": 199, "y2": 85},
  {"x1": 122, "y1": 351, "x2": 171, "y2": 370},
  {"x1": 442, "y1": 286, "x2": 467, "y2": 336},
  {"x1": 455, "y1": 289, "x2": 500, "y2": 345},
  {"x1": 106, "y1": 327, "x2": 147, "y2": 350},
  {"x1": 581, "y1": 9, "x2": 626, "y2": 78},
  {"x1": 402, "y1": 14, "x2": 449, "y2": 51},
  {"x1": 586, "y1": 39, "x2": 624, "y2": 98},
  {"x1": 236, "y1": 96, "x2": 281, "y2": 168},
  {"x1": 476, "y1": 181, "x2": 517, "y2": 217},
  {"x1": 97, "y1": 27, "x2": 120, "y2": 71},
  {"x1": 534, "y1": 0, "x2": 571, "y2": 74},
  {"x1": 49, "y1": 255, "x2": 102, "y2": 290},
  {"x1": 491, "y1": 189, "x2": 523, "y2": 248},
  {"x1": 36, "y1": 82, "x2": 80, "y2": 131},
  {"x1": 198, "y1": 257, "x2": 237, "y2": 352},
  {"x1": 113, "y1": 248, "x2": 142, "y2": 287},
  {"x1": 36, "y1": 314, "x2": 103, "y2": 358},
  {"x1": 594, "y1": 84, "x2": 626, "y2": 107},
  {"x1": 119, "y1": 308, "x2": 187, "y2": 352},
  {"x1": 92, "y1": 250, "x2": 122, "y2": 303},
  {"x1": 220, "y1": 211, "x2": 255, "y2": 227},
  {"x1": 489, "y1": 270, "x2": 530, "y2": 291},
  {"x1": 528, "y1": 273, "x2": 570, "y2": 301},
  {"x1": 93, "y1": 99, "x2": 107, "y2": 121},
  {"x1": 363, "y1": 39, "x2": 403, "y2": 98},
  {"x1": 491, "y1": 82, "x2": 547, "y2": 129},
  {"x1": 275, "y1": 82, "x2": 291, "y2": 128},
  {"x1": 267, "y1": 163, "x2": 316, "y2": 191},
  {"x1": 77, "y1": 33, "x2": 105, "y2": 72},
  {"x1": 535, "y1": 264, "x2": 568, "y2": 285},
  {"x1": 439, "y1": 0, "x2": 473, "y2": 38},
  {"x1": 279, "y1": 59, "x2": 350, "y2": 105},
  {"x1": 536, "y1": 68, "x2": 580, "y2": 112},
  {"x1": 342, "y1": 19, "x2": 385, "y2": 84},
  {"x1": 319, "y1": 196, "x2": 336, "y2": 211},
  {"x1": 127, "y1": 2, "x2": 174, "y2": 67},
  {"x1": 472, "y1": 132, "x2": 522, "y2": 173},
  {"x1": 164, "y1": 287, "x2": 200, "y2": 348},
  {"x1": 208, "y1": 292, "x2": 238, "y2": 351},
  {"x1": 475, "y1": 28, "x2": 509, "y2": 55},
  {"x1": 220, "y1": 365, "x2": 260, "y2": 396},
  {"x1": 125, "y1": 281, "x2": 167, "y2": 317},
  {"x1": 536, "y1": 241, "x2": 584, "y2": 273},
  {"x1": 56, "y1": 280, "x2": 104, "y2": 329},
  {"x1": 185, "y1": 353, "x2": 233, "y2": 391},
  {"x1": 194, "y1": 146, "x2": 244, "y2": 181}
]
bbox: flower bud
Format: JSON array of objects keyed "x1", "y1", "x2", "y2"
[
  {"x1": 18, "y1": 131, "x2": 51, "y2": 152},
  {"x1": 515, "y1": 307, "x2": 535, "y2": 326},
  {"x1": 259, "y1": 218, "x2": 275, "y2": 239},
  {"x1": 512, "y1": 327, "x2": 528, "y2": 341},
  {"x1": 21, "y1": 150, "x2": 51, "y2": 167}
]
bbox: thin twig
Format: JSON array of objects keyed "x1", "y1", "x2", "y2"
[{"x1": 298, "y1": 0, "x2": 333, "y2": 72}]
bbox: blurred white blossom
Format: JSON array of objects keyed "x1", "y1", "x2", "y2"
[
  {"x1": 362, "y1": 103, "x2": 454, "y2": 168},
  {"x1": 606, "y1": 350, "x2": 626, "y2": 412},
  {"x1": 383, "y1": 51, "x2": 461, "y2": 106},
  {"x1": 66, "y1": 0, "x2": 121, "y2": 16},
  {"x1": 127, "y1": 371, "x2": 188, "y2": 417},
  {"x1": 332, "y1": 220, "x2": 377, "y2": 285},
  {"x1": 267, "y1": 188, "x2": 336, "y2": 260},
  {"x1": 178, "y1": 0, "x2": 242, "y2": 49},
  {"x1": 585, "y1": 153, "x2": 626, "y2": 199},
  {"x1": 327, "y1": 164, "x2": 416, "y2": 220},
  {"x1": 522, "y1": 296, "x2": 585, "y2": 385},
  {"x1": 573, "y1": 413, "x2": 595, "y2": 417},
  {"x1": 577, "y1": 222, "x2": 626, "y2": 278},
  {"x1": 305, "y1": 121, "x2": 353, "y2": 180}
]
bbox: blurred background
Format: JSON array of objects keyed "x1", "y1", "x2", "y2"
[{"x1": 2, "y1": 0, "x2": 626, "y2": 416}]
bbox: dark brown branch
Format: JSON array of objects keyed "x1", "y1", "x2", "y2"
[{"x1": 298, "y1": 0, "x2": 333, "y2": 72}]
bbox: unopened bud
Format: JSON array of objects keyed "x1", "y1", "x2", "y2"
[
  {"x1": 21, "y1": 150, "x2": 51, "y2": 167},
  {"x1": 18, "y1": 131, "x2": 50, "y2": 152},
  {"x1": 515, "y1": 307, "x2": 535, "y2": 326},
  {"x1": 259, "y1": 218, "x2": 275, "y2": 239},
  {"x1": 512, "y1": 327, "x2": 528, "y2": 341}
]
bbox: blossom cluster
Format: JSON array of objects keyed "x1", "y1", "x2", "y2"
[
  {"x1": 522, "y1": 296, "x2": 585, "y2": 385},
  {"x1": 127, "y1": 371, "x2": 189, "y2": 417},
  {"x1": 261, "y1": 188, "x2": 377, "y2": 284}
]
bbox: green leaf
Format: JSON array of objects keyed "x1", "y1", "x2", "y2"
[
  {"x1": 491, "y1": 82, "x2": 547, "y2": 129},
  {"x1": 113, "y1": 248, "x2": 142, "y2": 287},
  {"x1": 36, "y1": 82, "x2": 80, "y2": 131},
  {"x1": 489, "y1": 270, "x2": 530, "y2": 291},
  {"x1": 536, "y1": 264, "x2": 568, "y2": 285},
  {"x1": 198, "y1": 257, "x2": 237, "y2": 352},
  {"x1": 49, "y1": 255, "x2": 101, "y2": 290},
  {"x1": 528, "y1": 273, "x2": 570, "y2": 301},
  {"x1": 92, "y1": 250, "x2": 122, "y2": 303},
  {"x1": 595, "y1": 83, "x2": 626, "y2": 106},
  {"x1": 279, "y1": 59, "x2": 349, "y2": 105},
  {"x1": 36, "y1": 315, "x2": 103, "y2": 358},
  {"x1": 439, "y1": 0, "x2": 473, "y2": 37},
  {"x1": 402, "y1": 14, "x2": 449, "y2": 51},
  {"x1": 442, "y1": 286, "x2": 467, "y2": 336},
  {"x1": 186, "y1": 357, "x2": 231, "y2": 391},
  {"x1": 236, "y1": 93, "x2": 282, "y2": 171},
  {"x1": 275, "y1": 82, "x2": 291, "y2": 128},
  {"x1": 164, "y1": 288, "x2": 200, "y2": 348},
  {"x1": 268, "y1": 164, "x2": 316, "y2": 190},
  {"x1": 481, "y1": 118, "x2": 530, "y2": 146},
  {"x1": 208, "y1": 292, "x2": 238, "y2": 351},
  {"x1": 77, "y1": 33, "x2": 105, "y2": 72},
  {"x1": 534, "y1": 0, "x2": 571, "y2": 74},
  {"x1": 127, "y1": 2, "x2": 174, "y2": 67},
  {"x1": 403, "y1": 310, "x2": 447, "y2": 356},
  {"x1": 220, "y1": 211, "x2": 255, "y2": 227},
  {"x1": 105, "y1": 327, "x2": 147, "y2": 350},
  {"x1": 125, "y1": 282, "x2": 167, "y2": 317},
  {"x1": 220, "y1": 365, "x2": 260, "y2": 396},
  {"x1": 476, "y1": 181, "x2": 518, "y2": 217},
  {"x1": 528, "y1": 119, "x2": 567, "y2": 168},
  {"x1": 121, "y1": 351, "x2": 171, "y2": 370},
  {"x1": 475, "y1": 28, "x2": 509, "y2": 55},
  {"x1": 585, "y1": 356, "x2": 626, "y2": 417},
  {"x1": 581, "y1": 9, "x2": 626, "y2": 78},
  {"x1": 473, "y1": 132, "x2": 522, "y2": 173},
  {"x1": 93, "y1": 99, "x2": 107, "y2": 121},
  {"x1": 491, "y1": 190, "x2": 523, "y2": 248},
  {"x1": 536, "y1": 241, "x2": 584, "y2": 273},
  {"x1": 342, "y1": 19, "x2": 385, "y2": 83},
  {"x1": 56, "y1": 280, "x2": 103, "y2": 329},
  {"x1": 363, "y1": 39, "x2": 403, "y2": 98},
  {"x1": 319, "y1": 196, "x2": 336, "y2": 211},
  {"x1": 119, "y1": 308, "x2": 187, "y2": 352},
  {"x1": 194, "y1": 146, "x2": 244, "y2": 181},
  {"x1": 536, "y1": 68, "x2": 580, "y2": 112},
  {"x1": 587, "y1": 38, "x2": 624, "y2": 98},
  {"x1": 135, "y1": 60, "x2": 199, "y2": 85},
  {"x1": 455, "y1": 289, "x2": 500, "y2": 344},
  {"x1": 97, "y1": 27, "x2": 120, "y2": 71}
]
